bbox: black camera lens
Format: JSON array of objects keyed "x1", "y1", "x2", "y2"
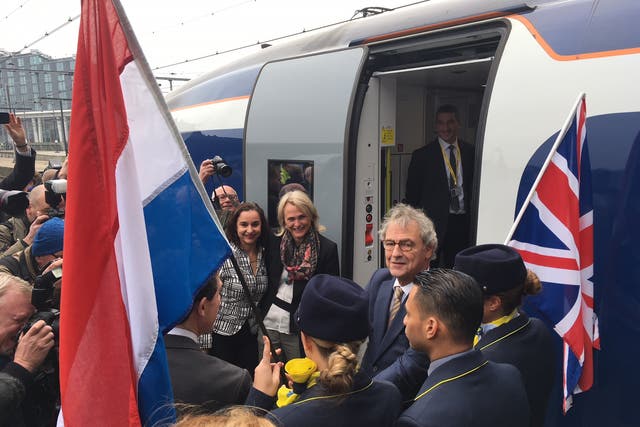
[{"x1": 211, "y1": 156, "x2": 232, "y2": 178}]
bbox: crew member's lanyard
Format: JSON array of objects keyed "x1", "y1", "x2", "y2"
[{"x1": 440, "y1": 142, "x2": 461, "y2": 186}]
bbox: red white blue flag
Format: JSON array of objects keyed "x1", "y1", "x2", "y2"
[
  {"x1": 506, "y1": 94, "x2": 599, "y2": 412},
  {"x1": 59, "y1": 0, "x2": 230, "y2": 425}
]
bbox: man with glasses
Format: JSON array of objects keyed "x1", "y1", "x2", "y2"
[
  {"x1": 211, "y1": 185, "x2": 239, "y2": 228},
  {"x1": 361, "y1": 204, "x2": 437, "y2": 377}
]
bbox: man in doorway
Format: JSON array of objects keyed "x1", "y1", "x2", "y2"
[{"x1": 405, "y1": 104, "x2": 474, "y2": 267}]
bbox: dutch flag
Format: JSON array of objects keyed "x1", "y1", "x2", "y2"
[{"x1": 58, "y1": 0, "x2": 231, "y2": 425}]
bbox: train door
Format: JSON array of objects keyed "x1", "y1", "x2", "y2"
[
  {"x1": 244, "y1": 47, "x2": 369, "y2": 269},
  {"x1": 350, "y1": 24, "x2": 507, "y2": 285}
]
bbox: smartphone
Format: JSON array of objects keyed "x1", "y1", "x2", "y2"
[{"x1": 0, "y1": 112, "x2": 9, "y2": 125}]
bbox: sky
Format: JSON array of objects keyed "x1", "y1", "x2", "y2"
[{"x1": 1, "y1": 0, "x2": 413, "y2": 91}]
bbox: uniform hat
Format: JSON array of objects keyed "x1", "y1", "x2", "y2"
[
  {"x1": 295, "y1": 274, "x2": 369, "y2": 343},
  {"x1": 31, "y1": 217, "x2": 64, "y2": 257},
  {"x1": 454, "y1": 244, "x2": 526, "y2": 295}
]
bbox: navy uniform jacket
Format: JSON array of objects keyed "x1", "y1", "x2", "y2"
[
  {"x1": 476, "y1": 312, "x2": 554, "y2": 427},
  {"x1": 396, "y1": 350, "x2": 530, "y2": 427},
  {"x1": 164, "y1": 334, "x2": 252, "y2": 412},
  {"x1": 247, "y1": 373, "x2": 402, "y2": 427},
  {"x1": 361, "y1": 269, "x2": 410, "y2": 376}
]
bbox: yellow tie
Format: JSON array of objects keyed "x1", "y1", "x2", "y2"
[{"x1": 388, "y1": 286, "x2": 404, "y2": 327}]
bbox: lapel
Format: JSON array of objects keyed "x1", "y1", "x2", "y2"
[
  {"x1": 371, "y1": 278, "x2": 395, "y2": 350},
  {"x1": 427, "y1": 139, "x2": 449, "y2": 187},
  {"x1": 416, "y1": 350, "x2": 487, "y2": 400},
  {"x1": 476, "y1": 311, "x2": 530, "y2": 351}
]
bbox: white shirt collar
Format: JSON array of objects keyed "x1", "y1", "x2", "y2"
[{"x1": 167, "y1": 326, "x2": 199, "y2": 343}]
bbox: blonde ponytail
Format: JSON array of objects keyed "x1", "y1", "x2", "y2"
[{"x1": 312, "y1": 340, "x2": 362, "y2": 395}]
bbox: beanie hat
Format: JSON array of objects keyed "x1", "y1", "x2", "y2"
[
  {"x1": 454, "y1": 244, "x2": 527, "y2": 295},
  {"x1": 295, "y1": 274, "x2": 369, "y2": 343},
  {"x1": 31, "y1": 217, "x2": 64, "y2": 257}
]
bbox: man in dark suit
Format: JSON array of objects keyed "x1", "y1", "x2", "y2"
[
  {"x1": 396, "y1": 269, "x2": 530, "y2": 427},
  {"x1": 164, "y1": 274, "x2": 251, "y2": 413},
  {"x1": 360, "y1": 204, "x2": 436, "y2": 376},
  {"x1": 405, "y1": 105, "x2": 475, "y2": 267}
]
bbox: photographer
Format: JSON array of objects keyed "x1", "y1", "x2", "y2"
[
  {"x1": 1, "y1": 114, "x2": 37, "y2": 193},
  {"x1": 0, "y1": 276, "x2": 54, "y2": 425},
  {"x1": 0, "y1": 185, "x2": 52, "y2": 257},
  {"x1": 198, "y1": 157, "x2": 238, "y2": 227},
  {"x1": 0, "y1": 218, "x2": 64, "y2": 286}
]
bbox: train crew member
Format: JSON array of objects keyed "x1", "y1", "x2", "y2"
[
  {"x1": 360, "y1": 204, "x2": 436, "y2": 376},
  {"x1": 260, "y1": 190, "x2": 339, "y2": 361},
  {"x1": 405, "y1": 104, "x2": 474, "y2": 267},
  {"x1": 248, "y1": 274, "x2": 402, "y2": 427},
  {"x1": 165, "y1": 274, "x2": 252, "y2": 413},
  {"x1": 211, "y1": 202, "x2": 270, "y2": 372},
  {"x1": 396, "y1": 269, "x2": 530, "y2": 427},
  {"x1": 454, "y1": 244, "x2": 555, "y2": 427}
]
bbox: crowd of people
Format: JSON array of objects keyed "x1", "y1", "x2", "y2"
[{"x1": 0, "y1": 108, "x2": 557, "y2": 427}]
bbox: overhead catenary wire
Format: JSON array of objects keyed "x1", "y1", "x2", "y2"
[
  {"x1": 2, "y1": 0, "x2": 33, "y2": 22},
  {"x1": 151, "y1": 0, "x2": 256, "y2": 34},
  {"x1": 19, "y1": 14, "x2": 80, "y2": 53}
]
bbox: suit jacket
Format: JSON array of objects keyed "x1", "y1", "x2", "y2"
[
  {"x1": 262, "y1": 233, "x2": 339, "y2": 332},
  {"x1": 164, "y1": 334, "x2": 251, "y2": 412},
  {"x1": 397, "y1": 350, "x2": 530, "y2": 427},
  {"x1": 361, "y1": 268, "x2": 410, "y2": 376},
  {"x1": 0, "y1": 148, "x2": 36, "y2": 192},
  {"x1": 476, "y1": 313, "x2": 555, "y2": 427},
  {"x1": 246, "y1": 373, "x2": 402, "y2": 427},
  {"x1": 405, "y1": 140, "x2": 474, "y2": 240}
]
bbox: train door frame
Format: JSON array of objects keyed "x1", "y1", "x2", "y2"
[{"x1": 347, "y1": 22, "x2": 511, "y2": 283}]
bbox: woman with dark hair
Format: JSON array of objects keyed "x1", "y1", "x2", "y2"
[
  {"x1": 261, "y1": 190, "x2": 339, "y2": 361},
  {"x1": 249, "y1": 274, "x2": 402, "y2": 427},
  {"x1": 454, "y1": 244, "x2": 555, "y2": 427},
  {"x1": 210, "y1": 202, "x2": 270, "y2": 372}
]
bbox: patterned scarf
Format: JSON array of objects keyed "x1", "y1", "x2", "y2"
[{"x1": 280, "y1": 229, "x2": 319, "y2": 283}]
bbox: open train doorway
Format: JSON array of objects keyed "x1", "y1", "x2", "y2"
[{"x1": 350, "y1": 25, "x2": 505, "y2": 285}]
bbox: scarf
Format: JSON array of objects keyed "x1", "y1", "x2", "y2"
[
  {"x1": 276, "y1": 358, "x2": 320, "y2": 407},
  {"x1": 280, "y1": 229, "x2": 319, "y2": 283},
  {"x1": 474, "y1": 309, "x2": 519, "y2": 346}
]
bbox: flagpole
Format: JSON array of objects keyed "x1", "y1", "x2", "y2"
[{"x1": 504, "y1": 92, "x2": 585, "y2": 244}]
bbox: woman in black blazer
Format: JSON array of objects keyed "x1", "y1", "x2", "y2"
[{"x1": 261, "y1": 190, "x2": 339, "y2": 361}]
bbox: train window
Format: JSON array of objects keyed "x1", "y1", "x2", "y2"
[{"x1": 267, "y1": 159, "x2": 314, "y2": 228}]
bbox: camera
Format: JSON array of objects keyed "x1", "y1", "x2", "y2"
[
  {"x1": 210, "y1": 155, "x2": 232, "y2": 177},
  {"x1": 0, "y1": 189, "x2": 29, "y2": 216},
  {"x1": 44, "y1": 179, "x2": 66, "y2": 218}
]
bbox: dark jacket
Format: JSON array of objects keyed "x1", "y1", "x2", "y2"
[
  {"x1": 405, "y1": 140, "x2": 474, "y2": 240},
  {"x1": 0, "y1": 148, "x2": 36, "y2": 192},
  {"x1": 477, "y1": 312, "x2": 555, "y2": 427},
  {"x1": 396, "y1": 350, "x2": 530, "y2": 427},
  {"x1": 262, "y1": 233, "x2": 339, "y2": 332},
  {"x1": 164, "y1": 334, "x2": 251, "y2": 412},
  {"x1": 247, "y1": 373, "x2": 402, "y2": 427},
  {"x1": 0, "y1": 358, "x2": 34, "y2": 427},
  {"x1": 361, "y1": 268, "x2": 410, "y2": 376}
]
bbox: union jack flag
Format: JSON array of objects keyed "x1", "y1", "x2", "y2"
[{"x1": 506, "y1": 94, "x2": 599, "y2": 412}]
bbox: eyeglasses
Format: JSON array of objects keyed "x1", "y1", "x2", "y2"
[
  {"x1": 216, "y1": 194, "x2": 238, "y2": 201},
  {"x1": 383, "y1": 239, "x2": 417, "y2": 252}
]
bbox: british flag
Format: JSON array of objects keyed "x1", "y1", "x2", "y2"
[{"x1": 507, "y1": 94, "x2": 599, "y2": 412}]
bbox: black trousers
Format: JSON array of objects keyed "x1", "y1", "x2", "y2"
[
  {"x1": 209, "y1": 321, "x2": 258, "y2": 373},
  {"x1": 437, "y1": 213, "x2": 471, "y2": 268}
]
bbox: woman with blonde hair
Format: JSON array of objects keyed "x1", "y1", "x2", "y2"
[
  {"x1": 261, "y1": 190, "x2": 339, "y2": 361},
  {"x1": 454, "y1": 244, "x2": 555, "y2": 427},
  {"x1": 249, "y1": 274, "x2": 401, "y2": 427}
]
